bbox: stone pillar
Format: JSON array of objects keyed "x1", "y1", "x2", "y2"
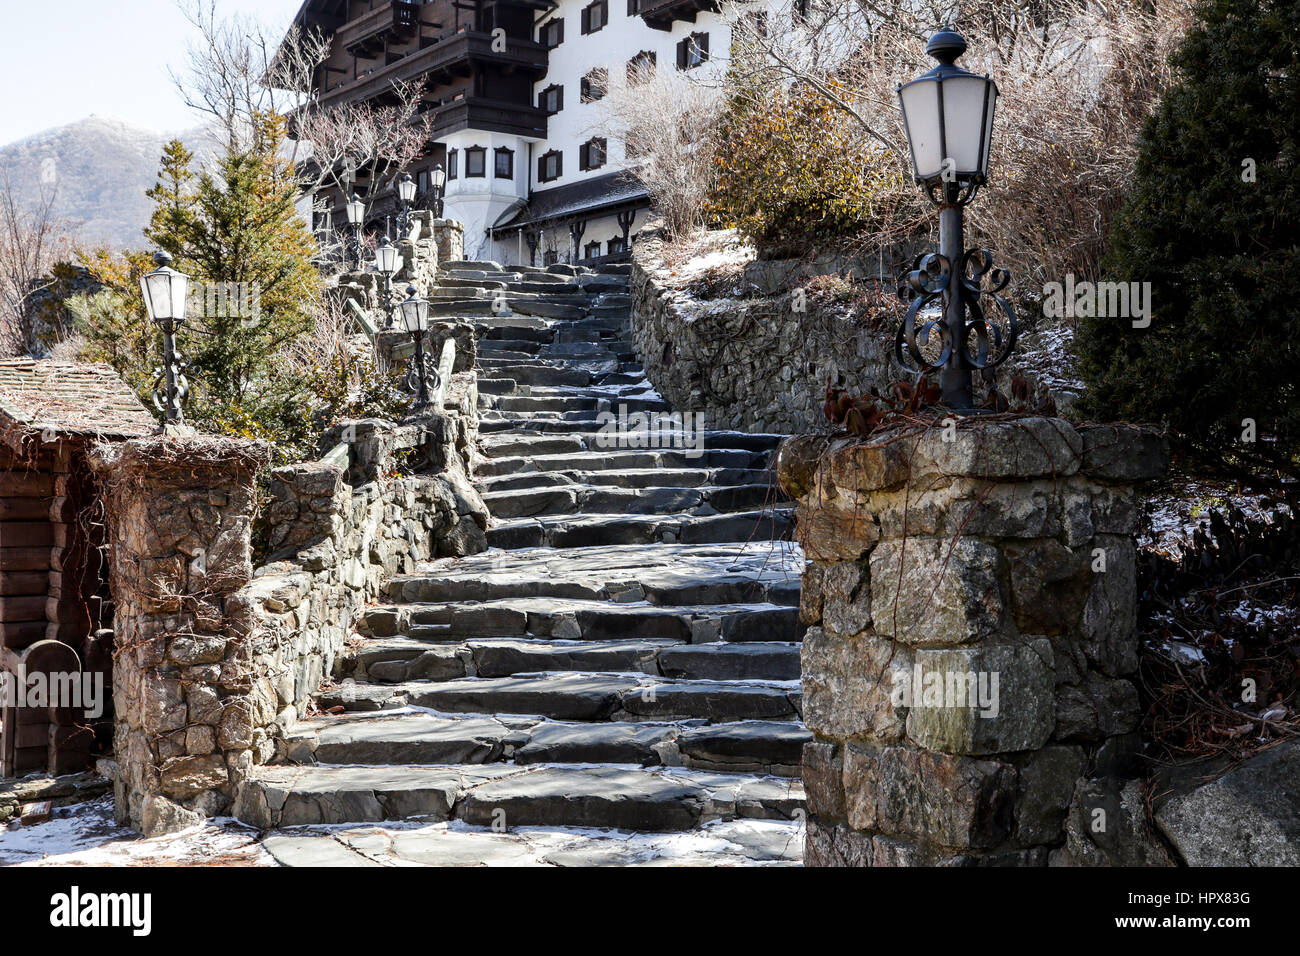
[
  {"x1": 90, "y1": 435, "x2": 269, "y2": 835},
  {"x1": 779, "y1": 418, "x2": 1165, "y2": 865}
]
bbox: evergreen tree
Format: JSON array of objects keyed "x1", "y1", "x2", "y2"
[
  {"x1": 144, "y1": 139, "x2": 197, "y2": 261},
  {"x1": 1076, "y1": 0, "x2": 1299, "y2": 490},
  {"x1": 182, "y1": 112, "x2": 320, "y2": 410}
]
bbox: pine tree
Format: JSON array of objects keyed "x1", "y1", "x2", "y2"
[
  {"x1": 1076, "y1": 0, "x2": 1300, "y2": 489},
  {"x1": 144, "y1": 139, "x2": 197, "y2": 261},
  {"x1": 183, "y1": 112, "x2": 320, "y2": 410}
]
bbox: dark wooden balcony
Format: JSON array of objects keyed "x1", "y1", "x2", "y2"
[
  {"x1": 431, "y1": 96, "x2": 547, "y2": 138},
  {"x1": 337, "y1": 1, "x2": 422, "y2": 59},
  {"x1": 316, "y1": 30, "x2": 548, "y2": 107},
  {"x1": 637, "y1": 0, "x2": 718, "y2": 31}
]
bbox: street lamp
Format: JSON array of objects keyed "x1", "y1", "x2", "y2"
[
  {"x1": 374, "y1": 236, "x2": 403, "y2": 329},
  {"x1": 895, "y1": 25, "x2": 1017, "y2": 411},
  {"x1": 345, "y1": 192, "x2": 366, "y2": 272},
  {"x1": 140, "y1": 251, "x2": 191, "y2": 424},
  {"x1": 396, "y1": 173, "x2": 417, "y2": 237},
  {"x1": 430, "y1": 163, "x2": 446, "y2": 219},
  {"x1": 398, "y1": 285, "x2": 436, "y2": 411}
]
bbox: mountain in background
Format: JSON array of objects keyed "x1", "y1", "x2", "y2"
[{"x1": 0, "y1": 116, "x2": 208, "y2": 250}]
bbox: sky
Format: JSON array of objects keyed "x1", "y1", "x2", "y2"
[{"x1": 0, "y1": 0, "x2": 305, "y2": 145}]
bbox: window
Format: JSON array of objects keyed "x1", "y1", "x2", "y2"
[
  {"x1": 581, "y1": 0, "x2": 607, "y2": 34},
  {"x1": 608, "y1": 235, "x2": 627, "y2": 255},
  {"x1": 539, "y1": 83, "x2": 563, "y2": 114},
  {"x1": 677, "y1": 32, "x2": 709, "y2": 70},
  {"x1": 494, "y1": 147, "x2": 514, "y2": 179},
  {"x1": 627, "y1": 0, "x2": 643, "y2": 13},
  {"x1": 584, "y1": 240, "x2": 602, "y2": 260},
  {"x1": 627, "y1": 50, "x2": 656, "y2": 84},
  {"x1": 581, "y1": 67, "x2": 608, "y2": 103},
  {"x1": 465, "y1": 146, "x2": 486, "y2": 177},
  {"x1": 540, "y1": 17, "x2": 564, "y2": 48},
  {"x1": 792, "y1": 0, "x2": 810, "y2": 24},
  {"x1": 578, "y1": 137, "x2": 607, "y2": 171},
  {"x1": 447, "y1": 149, "x2": 459, "y2": 179},
  {"x1": 538, "y1": 149, "x2": 563, "y2": 182},
  {"x1": 417, "y1": 169, "x2": 430, "y2": 194}
]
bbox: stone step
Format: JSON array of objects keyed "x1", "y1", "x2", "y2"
[
  {"x1": 479, "y1": 431, "x2": 783, "y2": 460},
  {"x1": 287, "y1": 711, "x2": 808, "y2": 775},
  {"x1": 486, "y1": 508, "x2": 795, "y2": 549},
  {"x1": 429, "y1": 298, "x2": 496, "y2": 316},
  {"x1": 475, "y1": 466, "x2": 773, "y2": 493},
  {"x1": 481, "y1": 482, "x2": 780, "y2": 519},
  {"x1": 400, "y1": 673, "x2": 801, "y2": 723},
  {"x1": 473, "y1": 447, "x2": 771, "y2": 477},
  {"x1": 368, "y1": 595, "x2": 802, "y2": 644},
  {"x1": 479, "y1": 365, "x2": 593, "y2": 388},
  {"x1": 353, "y1": 638, "x2": 802, "y2": 684},
  {"x1": 380, "y1": 542, "x2": 801, "y2": 608},
  {"x1": 482, "y1": 392, "x2": 662, "y2": 413},
  {"x1": 236, "y1": 763, "x2": 804, "y2": 830}
]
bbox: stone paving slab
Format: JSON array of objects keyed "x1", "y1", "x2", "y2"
[{"x1": 261, "y1": 818, "x2": 802, "y2": 867}]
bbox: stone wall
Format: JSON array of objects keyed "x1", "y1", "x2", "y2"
[
  {"x1": 90, "y1": 435, "x2": 270, "y2": 836},
  {"x1": 95, "y1": 387, "x2": 488, "y2": 834},
  {"x1": 777, "y1": 417, "x2": 1166, "y2": 865},
  {"x1": 628, "y1": 235, "x2": 908, "y2": 435},
  {"x1": 339, "y1": 213, "x2": 464, "y2": 320}
]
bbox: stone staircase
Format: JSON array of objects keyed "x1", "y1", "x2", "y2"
[{"x1": 236, "y1": 260, "x2": 808, "y2": 854}]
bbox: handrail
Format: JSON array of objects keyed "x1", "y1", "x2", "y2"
[
  {"x1": 432, "y1": 335, "x2": 456, "y2": 407},
  {"x1": 320, "y1": 441, "x2": 351, "y2": 469},
  {"x1": 346, "y1": 297, "x2": 379, "y2": 342}
]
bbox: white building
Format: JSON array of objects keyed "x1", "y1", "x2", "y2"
[{"x1": 286, "y1": 0, "x2": 769, "y2": 267}]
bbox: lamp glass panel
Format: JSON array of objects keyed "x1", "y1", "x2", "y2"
[
  {"x1": 169, "y1": 270, "x2": 190, "y2": 322},
  {"x1": 899, "y1": 78, "x2": 943, "y2": 182},
  {"x1": 431, "y1": 167, "x2": 446, "y2": 189},
  {"x1": 398, "y1": 176, "x2": 417, "y2": 203},
  {"x1": 940, "y1": 73, "x2": 994, "y2": 176},
  {"x1": 375, "y1": 243, "x2": 400, "y2": 274},
  {"x1": 980, "y1": 82, "x2": 998, "y2": 175}
]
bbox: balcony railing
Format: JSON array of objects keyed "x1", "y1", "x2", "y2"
[
  {"x1": 431, "y1": 96, "x2": 547, "y2": 138},
  {"x1": 637, "y1": 0, "x2": 718, "y2": 30},
  {"x1": 336, "y1": 0, "x2": 421, "y2": 58},
  {"x1": 316, "y1": 30, "x2": 548, "y2": 108}
]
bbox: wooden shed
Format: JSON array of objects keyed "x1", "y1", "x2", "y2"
[{"x1": 0, "y1": 359, "x2": 156, "y2": 777}]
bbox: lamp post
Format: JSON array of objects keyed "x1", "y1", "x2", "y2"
[
  {"x1": 430, "y1": 163, "x2": 446, "y2": 219},
  {"x1": 895, "y1": 25, "x2": 1017, "y2": 412},
  {"x1": 345, "y1": 192, "x2": 366, "y2": 272},
  {"x1": 396, "y1": 173, "x2": 417, "y2": 238},
  {"x1": 398, "y1": 285, "x2": 435, "y2": 411},
  {"x1": 140, "y1": 251, "x2": 191, "y2": 425},
  {"x1": 374, "y1": 235, "x2": 403, "y2": 329}
]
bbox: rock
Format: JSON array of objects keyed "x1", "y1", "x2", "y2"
[
  {"x1": 870, "y1": 537, "x2": 1005, "y2": 645},
  {"x1": 843, "y1": 744, "x2": 1018, "y2": 848},
  {"x1": 1063, "y1": 777, "x2": 1174, "y2": 866},
  {"x1": 1078, "y1": 424, "x2": 1167, "y2": 481},
  {"x1": 904, "y1": 639, "x2": 1056, "y2": 755},
  {"x1": 141, "y1": 794, "x2": 205, "y2": 837},
  {"x1": 801, "y1": 627, "x2": 909, "y2": 743},
  {"x1": 1154, "y1": 740, "x2": 1300, "y2": 866}
]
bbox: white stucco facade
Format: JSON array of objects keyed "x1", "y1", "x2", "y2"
[{"x1": 440, "y1": 0, "x2": 756, "y2": 264}]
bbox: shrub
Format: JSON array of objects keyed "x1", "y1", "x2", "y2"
[
  {"x1": 709, "y1": 73, "x2": 906, "y2": 256},
  {"x1": 1076, "y1": 0, "x2": 1300, "y2": 492}
]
